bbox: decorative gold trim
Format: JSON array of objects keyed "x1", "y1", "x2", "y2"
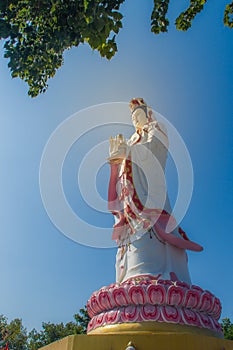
[
  {"x1": 88, "y1": 321, "x2": 222, "y2": 338},
  {"x1": 107, "y1": 157, "x2": 124, "y2": 164}
]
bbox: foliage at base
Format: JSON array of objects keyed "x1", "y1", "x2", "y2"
[{"x1": 0, "y1": 308, "x2": 90, "y2": 350}]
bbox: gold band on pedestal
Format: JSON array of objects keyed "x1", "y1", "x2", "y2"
[{"x1": 88, "y1": 321, "x2": 222, "y2": 338}]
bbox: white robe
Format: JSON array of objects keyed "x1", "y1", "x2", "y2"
[{"x1": 115, "y1": 116, "x2": 192, "y2": 284}]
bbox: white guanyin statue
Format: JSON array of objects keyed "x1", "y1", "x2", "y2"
[
  {"x1": 87, "y1": 99, "x2": 222, "y2": 337},
  {"x1": 108, "y1": 98, "x2": 203, "y2": 285}
]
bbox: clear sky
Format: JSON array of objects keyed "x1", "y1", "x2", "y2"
[{"x1": 0, "y1": 0, "x2": 232, "y2": 331}]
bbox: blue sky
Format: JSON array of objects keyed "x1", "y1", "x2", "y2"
[{"x1": 0, "y1": 0, "x2": 232, "y2": 330}]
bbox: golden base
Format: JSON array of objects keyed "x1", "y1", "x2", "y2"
[
  {"x1": 88, "y1": 321, "x2": 222, "y2": 338},
  {"x1": 39, "y1": 333, "x2": 233, "y2": 350}
]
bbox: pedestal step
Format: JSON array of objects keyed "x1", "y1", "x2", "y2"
[{"x1": 39, "y1": 333, "x2": 233, "y2": 350}]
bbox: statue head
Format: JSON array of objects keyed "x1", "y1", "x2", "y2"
[
  {"x1": 129, "y1": 97, "x2": 147, "y2": 112},
  {"x1": 129, "y1": 97, "x2": 153, "y2": 130}
]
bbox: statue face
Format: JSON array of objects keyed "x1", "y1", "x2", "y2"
[{"x1": 131, "y1": 109, "x2": 147, "y2": 130}]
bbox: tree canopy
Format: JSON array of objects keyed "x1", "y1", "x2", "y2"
[
  {"x1": 222, "y1": 318, "x2": 233, "y2": 340},
  {"x1": 0, "y1": 0, "x2": 232, "y2": 97},
  {"x1": 0, "y1": 308, "x2": 90, "y2": 349}
]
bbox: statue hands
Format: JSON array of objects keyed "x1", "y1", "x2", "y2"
[{"x1": 108, "y1": 134, "x2": 127, "y2": 164}]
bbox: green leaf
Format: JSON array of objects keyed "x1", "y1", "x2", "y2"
[
  {"x1": 84, "y1": 0, "x2": 89, "y2": 12},
  {"x1": 112, "y1": 11, "x2": 123, "y2": 21}
]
